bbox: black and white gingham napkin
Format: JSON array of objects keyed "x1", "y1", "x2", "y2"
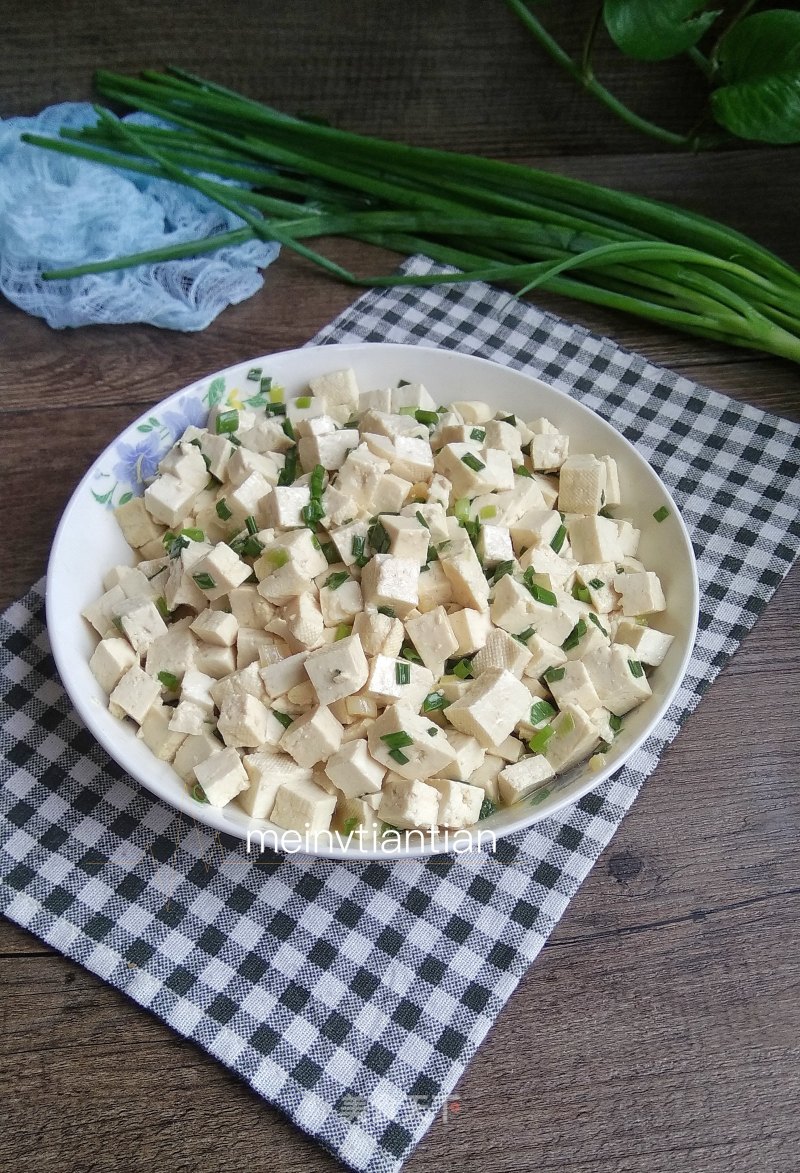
[{"x1": 2, "y1": 257, "x2": 799, "y2": 1173}]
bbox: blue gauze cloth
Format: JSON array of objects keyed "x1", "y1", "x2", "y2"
[{"x1": 0, "y1": 103, "x2": 280, "y2": 331}]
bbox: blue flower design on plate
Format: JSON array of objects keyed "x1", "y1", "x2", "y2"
[{"x1": 112, "y1": 431, "x2": 167, "y2": 487}]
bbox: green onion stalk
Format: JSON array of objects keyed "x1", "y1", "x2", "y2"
[{"x1": 20, "y1": 67, "x2": 800, "y2": 364}]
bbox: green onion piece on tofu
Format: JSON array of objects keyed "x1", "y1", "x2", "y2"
[
  {"x1": 501, "y1": 414, "x2": 517, "y2": 426},
  {"x1": 325, "y1": 571, "x2": 349, "y2": 591},
  {"x1": 335, "y1": 623, "x2": 352, "y2": 641},
  {"x1": 277, "y1": 447, "x2": 298, "y2": 485},
  {"x1": 461, "y1": 453, "x2": 485, "y2": 473},
  {"x1": 342, "y1": 816, "x2": 360, "y2": 835},
  {"x1": 422, "y1": 691, "x2": 450, "y2": 713},
  {"x1": 378, "y1": 605, "x2": 396, "y2": 617},
  {"x1": 452, "y1": 657, "x2": 473, "y2": 679},
  {"x1": 562, "y1": 618, "x2": 587, "y2": 651},
  {"x1": 310, "y1": 464, "x2": 325, "y2": 499},
  {"x1": 320, "y1": 540, "x2": 339, "y2": 564},
  {"x1": 397, "y1": 405, "x2": 417, "y2": 416},
  {"x1": 628, "y1": 659, "x2": 644, "y2": 678},
  {"x1": 514, "y1": 626, "x2": 536, "y2": 644},
  {"x1": 479, "y1": 797, "x2": 497, "y2": 820},
  {"x1": 192, "y1": 572, "x2": 216, "y2": 591},
  {"x1": 215, "y1": 499, "x2": 233, "y2": 521},
  {"x1": 529, "y1": 699, "x2": 556, "y2": 725},
  {"x1": 572, "y1": 583, "x2": 592, "y2": 604},
  {"x1": 598, "y1": 506, "x2": 614, "y2": 518},
  {"x1": 470, "y1": 427, "x2": 486, "y2": 442},
  {"x1": 245, "y1": 515, "x2": 258, "y2": 535},
  {"x1": 543, "y1": 666, "x2": 565, "y2": 683},
  {"x1": 112, "y1": 616, "x2": 124, "y2": 633},
  {"x1": 264, "y1": 548, "x2": 289, "y2": 568},
  {"x1": 415, "y1": 510, "x2": 430, "y2": 529},
  {"x1": 397, "y1": 379, "x2": 411, "y2": 387},
  {"x1": 388, "y1": 747, "x2": 410, "y2": 765},
  {"x1": 247, "y1": 367, "x2": 262, "y2": 382},
  {"x1": 301, "y1": 500, "x2": 325, "y2": 527},
  {"x1": 272, "y1": 709, "x2": 293, "y2": 729},
  {"x1": 281, "y1": 417, "x2": 297, "y2": 441},
  {"x1": 368, "y1": 520, "x2": 390, "y2": 554},
  {"x1": 415, "y1": 409, "x2": 438, "y2": 426},
  {"x1": 380, "y1": 731, "x2": 414, "y2": 750},
  {"x1": 491, "y1": 560, "x2": 515, "y2": 585},
  {"x1": 653, "y1": 506, "x2": 670, "y2": 523},
  {"x1": 588, "y1": 612, "x2": 608, "y2": 636},
  {"x1": 260, "y1": 375, "x2": 273, "y2": 394},
  {"x1": 479, "y1": 504, "x2": 497, "y2": 519},
  {"x1": 395, "y1": 661, "x2": 411, "y2": 685},
  {"x1": 609, "y1": 714, "x2": 623, "y2": 734},
  {"x1": 400, "y1": 644, "x2": 423, "y2": 664},
  {"x1": 636, "y1": 616, "x2": 650, "y2": 626},
  {"x1": 427, "y1": 726, "x2": 438, "y2": 737},
  {"x1": 157, "y1": 670, "x2": 179, "y2": 691},
  {"x1": 228, "y1": 435, "x2": 242, "y2": 447},
  {"x1": 351, "y1": 535, "x2": 366, "y2": 561},
  {"x1": 154, "y1": 596, "x2": 170, "y2": 621},
  {"x1": 528, "y1": 725, "x2": 555, "y2": 754},
  {"x1": 514, "y1": 465, "x2": 533, "y2": 478},
  {"x1": 556, "y1": 713, "x2": 575, "y2": 737},
  {"x1": 454, "y1": 497, "x2": 470, "y2": 523},
  {"x1": 550, "y1": 524, "x2": 567, "y2": 554},
  {"x1": 264, "y1": 401, "x2": 286, "y2": 417},
  {"x1": 526, "y1": 578, "x2": 558, "y2": 607},
  {"x1": 426, "y1": 545, "x2": 439, "y2": 563},
  {"x1": 181, "y1": 527, "x2": 205, "y2": 542},
  {"x1": 191, "y1": 782, "x2": 209, "y2": 804},
  {"x1": 588, "y1": 578, "x2": 605, "y2": 590},
  {"x1": 215, "y1": 409, "x2": 239, "y2": 435},
  {"x1": 295, "y1": 395, "x2": 312, "y2": 409}
]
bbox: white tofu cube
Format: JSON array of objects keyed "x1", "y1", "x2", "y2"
[
  {"x1": 109, "y1": 665, "x2": 161, "y2": 724},
  {"x1": 319, "y1": 579, "x2": 363, "y2": 628},
  {"x1": 168, "y1": 700, "x2": 210, "y2": 736},
  {"x1": 426, "y1": 472, "x2": 452, "y2": 510},
  {"x1": 115, "y1": 597, "x2": 168, "y2": 656},
  {"x1": 330, "y1": 520, "x2": 371, "y2": 567},
  {"x1": 469, "y1": 754, "x2": 504, "y2": 802},
  {"x1": 217, "y1": 692, "x2": 273, "y2": 748},
  {"x1": 427, "y1": 777, "x2": 483, "y2": 828},
  {"x1": 239, "y1": 751, "x2": 312, "y2": 819},
  {"x1": 255, "y1": 530, "x2": 328, "y2": 603},
  {"x1": 568, "y1": 515, "x2": 624, "y2": 564},
  {"x1": 172, "y1": 731, "x2": 222, "y2": 781},
  {"x1": 442, "y1": 731, "x2": 485, "y2": 782},
  {"x1": 581, "y1": 644, "x2": 653, "y2": 715},
  {"x1": 615, "y1": 519, "x2": 641, "y2": 557},
  {"x1": 471, "y1": 628, "x2": 532, "y2": 678},
  {"x1": 390, "y1": 381, "x2": 437, "y2": 412},
  {"x1": 449, "y1": 400, "x2": 491, "y2": 424},
  {"x1": 498, "y1": 755, "x2": 555, "y2": 804},
  {"x1": 601, "y1": 456, "x2": 621, "y2": 506},
  {"x1": 547, "y1": 661, "x2": 602, "y2": 712},
  {"x1": 378, "y1": 774, "x2": 440, "y2": 831},
  {"x1": 367, "y1": 703, "x2": 457, "y2": 780},
  {"x1": 445, "y1": 668, "x2": 532, "y2": 749},
  {"x1": 416, "y1": 561, "x2": 455, "y2": 611},
  {"x1": 191, "y1": 544, "x2": 251, "y2": 601},
  {"x1": 103, "y1": 564, "x2": 154, "y2": 599},
  {"x1": 144, "y1": 623, "x2": 197, "y2": 684},
  {"x1": 518, "y1": 545, "x2": 573, "y2": 591},
  {"x1": 144, "y1": 474, "x2": 201, "y2": 528},
  {"x1": 530, "y1": 432, "x2": 569, "y2": 471},
  {"x1": 477, "y1": 524, "x2": 514, "y2": 567},
  {"x1": 613, "y1": 571, "x2": 667, "y2": 616},
  {"x1": 372, "y1": 473, "x2": 413, "y2": 514},
  {"x1": 434, "y1": 443, "x2": 505, "y2": 499},
  {"x1": 359, "y1": 387, "x2": 392, "y2": 413},
  {"x1": 484, "y1": 419, "x2": 522, "y2": 461},
  {"x1": 115, "y1": 496, "x2": 163, "y2": 549},
  {"x1": 613, "y1": 619, "x2": 674, "y2": 666},
  {"x1": 324, "y1": 738, "x2": 386, "y2": 797},
  {"x1": 557, "y1": 454, "x2": 606, "y2": 515},
  {"x1": 190, "y1": 608, "x2": 238, "y2": 647},
  {"x1": 158, "y1": 440, "x2": 208, "y2": 489},
  {"x1": 404, "y1": 607, "x2": 458, "y2": 675},
  {"x1": 283, "y1": 592, "x2": 325, "y2": 648},
  {"x1": 260, "y1": 651, "x2": 310, "y2": 698},
  {"x1": 352, "y1": 611, "x2": 404, "y2": 657},
  {"x1": 194, "y1": 643, "x2": 236, "y2": 679},
  {"x1": 322, "y1": 485, "x2": 358, "y2": 527},
  {"x1": 391, "y1": 435, "x2": 434, "y2": 483},
  {"x1": 440, "y1": 545, "x2": 490, "y2": 612},
  {"x1": 279, "y1": 706, "x2": 344, "y2": 768},
  {"x1": 309, "y1": 368, "x2": 360, "y2": 416},
  {"x1": 365, "y1": 655, "x2": 434, "y2": 710},
  {"x1": 138, "y1": 701, "x2": 187, "y2": 762},
  {"x1": 298, "y1": 428, "x2": 360, "y2": 472},
  {"x1": 381, "y1": 515, "x2": 430, "y2": 565},
  {"x1": 510, "y1": 508, "x2": 562, "y2": 553},
  {"x1": 228, "y1": 585, "x2": 274, "y2": 628},
  {"x1": 575, "y1": 563, "x2": 619, "y2": 614},
  {"x1": 544, "y1": 703, "x2": 600, "y2": 772},
  {"x1": 89, "y1": 637, "x2": 138, "y2": 693},
  {"x1": 361, "y1": 554, "x2": 419, "y2": 617},
  {"x1": 522, "y1": 634, "x2": 567, "y2": 679},
  {"x1": 448, "y1": 607, "x2": 491, "y2": 656},
  {"x1": 263, "y1": 485, "x2": 312, "y2": 530},
  {"x1": 194, "y1": 746, "x2": 249, "y2": 807},
  {"x1": 335, "y1": 445, "x2": 390, "y2": 507},
  {"x1": 305, "y1": 635, "x2": 369, "y2": 705}
]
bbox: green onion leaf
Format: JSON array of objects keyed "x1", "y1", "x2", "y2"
[
  {"x1": 335, "y1": 623, "x2": 352, "y2": 641},
  {"x1": 389, "y1": 747, "x2": 410, "y2": 765},
  {"x1": 479, "y1": 797, "x2": 497, "y2": 820},
  {"x1": 191, "y1": 782, "x2": 209, "y2": 804},
  {"x1": 453, "y1": 497, "x2": 470, "y2": 523},
  {"x1": 215, "y1": 498, "x2": 233, "y2": 521},
  {"x1": 653, "y1": 505, "x2": 670, "y2": 522},
  {"x1": 400, "y1": 644, "x2": 423, "y2": 664},
  {"x1": 263, "y1": 548, "x2": 289, "y2": 568},
  {"x1": 343, "y1": 815, "x2": 360, "y2": 835},
  {"x1": 422, "y1": 691, "x2": 450, "y2": 713},
  {"x1": 628, "y1": 658, "x2": 644, "y2": 678},
  {"x1": 260, "y1": 376, "x2": 273, "y2": 395},
  {"x1": 192, "y1": 572, "x2": 217, "y2": 591},
  {"x1": 415, "y1": 409, "x2": 438, "y2": 426},
  {"x1": 245, "y1": 515, "x2": 258, "y2": 535},
  {"x1": 588, "y1": 577, "x2": 605, "y2": 589},
  {"x1": 550, "y1": 524, "x2": 567, "y2": 554},
  {"x1": 215, "y1": 408, "x2": 239, "y2": 435},
  {"x1": 609, "y1": 714, "x2": 624, "y2": 734},
  {"x1": 461, "y1": 453, "x2": 485, "y2": 473},
  {"x1": 588, "y1": 612, "x2": 608, "y2": 636},
  {"x1": 529, "y1": 699, "x2": 556, "y2": 725},
  {"x1": 282, "y1": 417, "x2": 296, "y2": 442},
  {"x1": 351, "y1": 535, "x2": 366, "y2": 561},
  {"x1": 415, "y1": 510, "x2": 430, "y2": 529},
  {"x1": 277, "y1": 447, "x2": 298, "y2": 486},
  {"x1": 470, "y1": 427, "x2": 486, "y2": 442},
  {"x1": 367, "y1": 520, "x2": 390, "y2": 554},
  {"x1": 395, "y1": 661, "x2": 411, "y2": 685},
  {"x1": 501, "y1": 414, "x2": 517, "y2": 426},
  {"x1": 572, "y1": 583, "x2": 592, "y2": 604},
  {"x1": 295, "y1": 395, "x2": 312, "y2": 409},
  {"x1": 479, "y1": 504, "x2": 497, "y2": 519},
  {"x1": 157, "y1": 670, "x2": 179, "y2": 691},
  {"x1": 525, "y1": 576, "x2": 557, "y2": 606},
  {"x1": 452, "y1": 657, "x2": 473, "y2": 679},
  {"x1": 320, "y1": 540, "x2": 339, "y2": 564},
  {"x1": 247, "y1": 367, "x2": 262, "y2": 382},
  {"x1": 272, "y1": 709, "x2": 293, "y2": 729},
  {"x1": 514, "y1": 465, "x2": 533, "y2": 478},
  {"x1": 513, "y1": 626, "x2": 536, "y2": 643},
  {"x1": 491, "y1": 559, "x2": 515, "y2": 585},
  {"x1": 528, "y1": 725, "x2": 555, "y2": 754},
  {"x1": 543, "y1": 666, "x2": 565, "y2": 683},
  {"x1": 377, "y1": 605, "x2": 396, "y2": 617},
  {"x1": 556, "y1": 713, "x2": 575, "y2": 737},
  {"x1": 325, "y1": 571, "x2": 349, "y2": 591},
  {"x1": 264, "y1": 402, "x2": 286, "y2": 417},
  {"x1": 181, "y1": 527, "x2": 205, "y2": 543},
  {"x1": 380, "y1": 730, "x2": 414, "y2": 750},
  {"x1": 310, "y1": 464, "x2": 325, "y2": 499},
  {"x1": 562, "y1": 617, "x2": 587, "y2": 651},
  {"x1": 154, "y1": 596, "x2": 170, "y2": 621}
]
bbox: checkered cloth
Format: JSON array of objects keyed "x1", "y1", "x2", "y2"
[{"x1": 2, "y1": 257, "x2": 799, "y2": 1173}]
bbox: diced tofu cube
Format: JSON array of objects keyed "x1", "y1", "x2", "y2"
[
  {"x1": 575, "y1": 563, "x2": 619, "y2": 614},
  {"x1": 305, "y1": 635, "x2": 369, "y2": 705},
  {"x1": 416, "y1": 561, "x2": 454, "y2": 611},
  {"x1": 280, "y1": 705, "x2": 344, "y2": 768},
  {"x1": 530, "y1": 431, "x2": 569, "y2": 471},
  {"x1": 260, "y1": 650, "x2": 310, "y2": 698},
  {"x1": 510, "y1": 508, "x2": 562, "y2": 553},
  {"x1": 330, "y1": 520, "x2": 371, "y2": 567},
  {"x1": 194, "y1": 643, "x2": 236, "y2": 679},
  {"x1": 298, "y1": 428, "x2": 360, "y2": 472},
  {"x1": 191, "y1": 544, "x2": 251, "y2": 601},
  {"x1": 322, "y1": 485, "x2": 358, "y2": 527},
  {"x1": 547, "y1": 661, "x2": 602, "y2": 712},
  {"x1": 440, "y1": 545, "x2": 490, "y2": 612},
  {"x1": 114, "y1": 496, "x2": 163, "y2": 549},
  {"x1": 190, "y1": 608, "x2": 238, "y2": 647},
  {"x1": 217, "y1": 692, "x2": 273, "y2": 748},
  {"x1": 568, "y1": 515, "x2": 624, "y2": 564},
  {"x1": 518, "y1": 545, "x2": 573, "y2": 591},
  {"x1": 336, "y1": 444, "x2": 390, "y2": 507},
  {"x1": 448, "y1": 607, "x2": 491, "y2": 656},
  {"x1": 227, "y1": 585, "x2": 274, "y2": 628},
  {"x1": 309, "y1": 368, "x2": 360, "y2": 416},
  {"x1": 172, "y1": 731, "x2": 222, "y2": 781},
  {"x1": 372, "y1": 473, "x2": 413, "y2": 514},
  {"x1": 378, "y1": 774, "x2": 440, "y2": 831},
  {"x1": 168, "y1": 700, "x2": 210, "y2": 736},
  {"x1": 193, "y1": 746, "x2": 249, "y2": 807},
  {"x1": 352, "y1": 611, "x2": 404, "y2": 657},
  {"x1": 144, "y1": 622, "x2": 197, "y2": 683},
  {"x1": 490, "y1": 574, "x2": 536, "y2": 636},
  {"x1": 557, "y1": 454, "x2": 606, "y2": 515},
  {"x1": 477, "y1": 524, "x2": 514, "y2": 567},
  {"x1": 435, "y1": 443, "x2": 510, "y2": 499},
  {"x1": 613, "y1": 571, "x2": 667, "y2": 616},
  {"x1": 471, "y1": 628, "x2": 532, "y2": 678},
  {"x1": 255, "y1": 530, "x2": 328, "y2": 603},
  {"x1": 613, "y1": 619, "x2": 674, "y2": 666},
  {"x1": 523, "y1": 634, "x2": 567, "y2": 679},
  {"x1": 324, "y1": 738, "x2": 386, "y2": 797},
  {"x1": 361, "y1": 554, "x2": 419, "y2": 617},
  {"x1": 426, "y1": 472, "x2": 451, "y2": 509},
  {"x1": 544, "y1": 703, "x2": 601, "y2": 772},
  {"x1": 404, "y1": 606, "x2": 458, "y2": 675},
  {"x1": 562, "y1": 616, "x2": 610, "y2": 661},
  {"x1": 115, "y1": 597, "x2": 168, "y2": 656},
  {"x1": 226, "y1": 445, "x2": 278, "y2": 489},
  {"x1": 484, "y1": 419, "x2": 523, "y2": 461},
  {"x1": 427, "y1": 777, "x2": 483, "y2": 828},
  {"x1": 319, "y1": 579, "x2": 364, "y2": 627},
  {"x1": 391, "y1": 435, "x2": 434, "y2": 483},
  {"x1": 109, "y1": 664, "x2": 161, "y2": 724},
  {"x1": 445, "y1": 668, "x2": 532, "y2": 749},
  {"x1": 144, "y1": 474, "x2": 201, "y2": 528},
  {"x1": 381, "y1": 515, "x2": 430, "y2": 565},
  {"x1": 138, "y1": 701, "x2": 187, "y2": 762},
  {"x1": 601, "y1": 456, "x2": 621, "y2": 506},
  {"x1": 615, "y1": 519, "x2": 641, "y2": 557},
  {"x1": 284, "y1": 592, "x2": 325, "y2": 648},
  {"x1": 359, "y1": 387, "x2": 392, "y2": 413},
  {"x1": 498, "y1": 755, "x2": 555, "y2": 804},
  {"x1": 262, "y1": 485, "x2": 311, "y2": 531},
  {"x1": 89, "y1": 637, "x2": 138, "y2": 693},
  {"x1": 469, "y1": 753, "x2": 504, "y2": 802},
  {"x1": 442, "y1": 730, "x2": 486, "y2": 782},
  {"x1": 158, "y1": 440, "x2": 208, "y2": 489},
  {"x1": 581, "y1": 644, "x2": 653, "y2": 715},
  {"x1": 180, "y1": 668, "x2": 215, "y2": 713},
  {"x1": 367, "y1": 703, "x2": 457, "y2": 780},
  {"x1": 390, "y1": 381, "x2": 437, "y2": 412},
  {"x1": 103, "y1": 564, "x2": 155, "y2": 599},
  {"x1": 238, "y1": 751, "x2": 312, "y2": 820},
  {"x1": 365, "y1": 655, "x2": 434, "y2": 711}
]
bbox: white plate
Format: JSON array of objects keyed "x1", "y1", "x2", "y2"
[{"x1": 47, "y1": 342, "x2": 699, "y2": 859}]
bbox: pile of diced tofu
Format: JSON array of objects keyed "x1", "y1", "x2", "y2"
[{"x1": 84, "y1": 367, "x2": 674, "y2": 837}]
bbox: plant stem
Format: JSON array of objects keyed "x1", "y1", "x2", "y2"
[
  {"x1": 581, "y1": 4, "x2": 604, "y2": 80},
  {"x1": 503, "y1": 0, "x2": 693, "y2": 147},
  {"x1": 709, "y1": 0, "x2": 761, "y2": 68},
  {"x1": 686, "y1": 46, "x2": 714, "y2": 80}
]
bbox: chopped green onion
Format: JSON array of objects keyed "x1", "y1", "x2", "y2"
[
  {"x1": 415, "y1": 510, "x2": 429, "y2": 529},
  {"x1": 454, "y1": 497, "x2": 470, "y2": 523},
  {"x1": 351, "y1": 535, "x2": 366, "y2": 561},
  {"x1": 525, "y1": 577, "x2": 557, "y2": 606},
  {"x1": 389, "y1": 748, "x2": 410, "y2": 765},
  {"x1": 277, "y1": 446, "x2": 298, "y2": 485},
  {"x1": 562, "y1": 618, "x2": 587, "y2": 651},
  {"x1": 320, "y1": 540, "x2": 339, "y2": 564},
  {"x1": 157, "y1": 670, "x2": 179, "y2": 691},
  {"x1": 529, "y1": 787, "x2": 552, "y2": 806},
  {"x1": 260, "y1": 376, "x2": 273, "y2": 395},
  {"x1": 598, "y1": 507, "x2": 614, "y2": 519},
  {"x1": 154, "y1": 596, "x2": 170, "y2": 621},
  {"x1": 628, "y1": 659, "x2": 644, "y2": 678},
  {"x1": 192, "y1": 572, "x2": 217, "y2": 591},
  {"x1": 395, "y1": 661, "x2": 411, "y2": 685},
  {"x1": 272, "y1": 709, "x2": 293, "y2": 729},
  {"x1": 282, "y1": 417, "x2": 297, "y2": 441},
  {"x1": 335, "y1": 623, "x2": 352, "y2": 641},
  {"x1": 245, "y1": 515, "x2": 258, "y2": 535},
  {"x1": 437, "y1": 540, "x2": 452, "y2": 553},
  {"x1": 470, "y1": 427, "x2": 486, "y2": 442},
  {"x1": 112, "y1": 616, "x2": 124, "y2": 633},
  {"x1": 325, "y1": 571, "x2": 349, "y2": 590},
  {"x1": 479, "y1": 504, "x2": 497, "y2": 519},
  {"x1": 247, "y1": 367, "x2": 262, "y2": 382},
  {"x1": 572, "y1": 583, "x2": 592, "y2": 604},
  {"x1": 550, "y1": 524, "x2": 567, "y2": 554},
  {"x1": 529, "y1": 699, "x2": 556, "y2": 725},
  {"x1": 514, "y1": 626, "x2": 536, "y2": 643},
  {"x1": 426, "y1": 726, "x2": 438, "y2": 737},
  {"x1": 653, "y1": 506, "x2": 670, "y2": 523},
  {"x1": 228, "y1": 434, "x2": 242, "y2": 447},
  {"x1": 368, "y1": 520, "x2": 390, "y2": 554},
  {"x1": 609, "y1": 714, "x2": 623, "y2": 734},
  {"x1": 422, "y1": 692, "x2": 450, "y2": 713},
  {"x1": 556, "y1": 713, "x2": 575, "y2": 737},
  {"x1": 310, "y1": 464, "x2": 325, "y2": 499},
  {"x1": 543, "y1": 666, "x2": 565, "y2": 683},
  {"x1": 301, "y1": 499, "x2": 325, "y2": 527},
  {"x1": 415, "y1": 409, "x2": 438, "y2": 426},
  {"x1": 588, "y1": 612, "x2": 608, "y2": 636},
  {"x1": 191, "y1": 782, "x2": 209, "y2": 804},
  {"x1": 215, "y1": 499, "x2": 233, "y2": 521},
  {"x1": 400, "y1": 644, "x2": 423, "y2": 664},
  {"x1": 636, "y1": 616, "x2": 650, "y2": 626},
  {"x1": 528, "y1": 725, "x2": 555, "y2": 754},
  {"x1": 397, "y1": 379, "x2": 411, "y2": 387},
  {"x1": 295, "y1": 395, "x2": 312, "y2": 409},
  {"x1": 514, "y1": 465, "x2": 533, "y2": 478},
  {"x1": 215, "y1": 409, "x2": 239, "y2": 435},
  {"x1": 181, "y1": 527, "x2": 205, "y2": 543},
  {"x1": 461, "y1": 453, "x2": 485, "y2": 473},
  {"x1": 397, "y1": 405, "x2": 417, "y2": 416},
  {"x1": 426, "y1": 545, "x2": 439, "y2": 563},
  {"x1": 264, "y1": 402, "x2": 286, "y2": 417},
  {"x1": 491, "y1": 560, "x2": 515, "y2": 585},
  {"x1": 501, "y1": 414, "x2": 517, "y2": 426},
  {"x1": 479, "y1": 797, "x2": 497, "y2": 820},
  {"x1": 380, "y1": 731, "x2": 414, "y2": 750},
  {"x1": 452, "y1": 657, "x2": 473, "y2": 679},
  {"x1": 378, "y1": 605, "x2": 396, "y2": 617},
  {"x1": 269, "y1": 384, "x2": 284, "y2": 403},
  {"x1": 342, "y1": 815, "x2": 360, "y2": 835},
  {"x1": 588, "y1": 577, "x2": 605, "y2": 589},
  {"x1": 263, "y1": 548, "x2": 289, "y2": 568}
]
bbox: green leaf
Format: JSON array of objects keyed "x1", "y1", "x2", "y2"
[
  {"x1": 603, "y1": 0, "x2": 720, "y2": 61},
  {"x1": 205, "y1": 376, "x2": 225, "y2": 406},
  {"x1": 711, "y1": 11, "x2": 800, "y2": 144}
]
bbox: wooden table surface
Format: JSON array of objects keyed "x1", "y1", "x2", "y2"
[{"x1": 2, "y1": 4, "x2": 799, "y2": 1171}]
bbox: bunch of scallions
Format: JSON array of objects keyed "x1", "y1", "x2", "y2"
[{"x1": 22, "y1": 68, "x2": 800, "y2": 364}]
